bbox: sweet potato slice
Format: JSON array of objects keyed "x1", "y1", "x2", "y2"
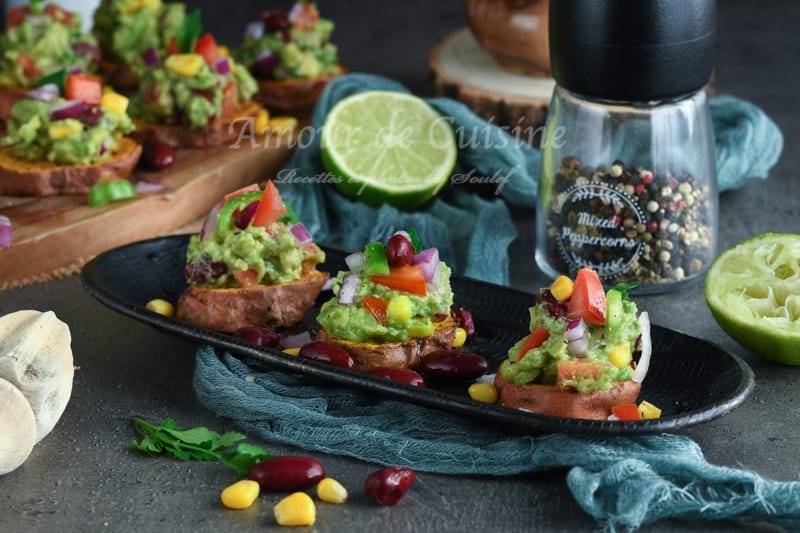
[{"x1": 176, "y1": 269, "x2": 329, "y2": 332}]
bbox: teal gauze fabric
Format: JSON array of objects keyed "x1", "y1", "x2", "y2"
[{"x1": 193, "y1": 74, "x2": 793, "y2": 530}]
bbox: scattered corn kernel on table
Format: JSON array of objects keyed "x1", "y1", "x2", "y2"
[{"x1": 1, "y1": 1, "x2": 799, "y2": 531}]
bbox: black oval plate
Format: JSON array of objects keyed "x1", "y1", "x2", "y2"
[{"x1": 80, "y1": 234, "x2": 754, "y2": 435}]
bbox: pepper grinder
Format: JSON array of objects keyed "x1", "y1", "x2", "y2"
[{"x1": 535, "y1": 0, "x2": 718, "y2": 293}]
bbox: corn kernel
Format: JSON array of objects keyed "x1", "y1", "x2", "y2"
[
  {"x1": 407, "y1": 320, "x2": 434, "y2": 338},
  {"x1": 268, "y1": 116, "x2": 298, "y2": 135},
  {"x1": 386, "y1": 294, "x2": 412, "y2": 325},
  {"x1": 452, "y1": 327, "x2": 467, "y2": 348},
  {"x1": 48, "y1": 119, "x2": 83, "y2": 140},
  {"x1": 638, "y1": 400, "x2": 662, "y2": 420},
  {"x1": 218, "y1": 45, "x2": 230, "y2": 57},
  {"x1": 274, "y1": 492, "x2": 316, "y2": 526},
  {"x1": 145, "y1": 298, "x2": 174, "y2": 317},
  {"x1": 101, "y1": 90, "x2": 129, "y2": 116},
  {"x1": 317, "y1": 477, "x2": 348, "y2": 504},
  {"x1": 468, "y1": 382, "x2": 498, "y2": 404},
  {"x1": 608, "y1": 344, "x2": 632, "y2": 369},
  {"x1": 220, "y1": 479, "x2": 260, "y2": 510},
  {"x1": 166, "y1": 54, "x2": 204, "y2": 77},
  {"x1": 282, "y1": 347, "x2": 300, "y2": 356},
  {"x1": 549, "y1": 275, "x2": 574, "y2": 302},
  {"x1": 253, "y1": 109, "x2": 270, "y2": 135}
]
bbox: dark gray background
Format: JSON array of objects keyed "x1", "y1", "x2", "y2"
[{"x1": 1, "y1": 1, "x2": 798, "y2": 531}]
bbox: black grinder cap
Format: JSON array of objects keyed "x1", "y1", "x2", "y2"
[{"x1": 549, "y1": 0, "x2": 716, "y2": 101}]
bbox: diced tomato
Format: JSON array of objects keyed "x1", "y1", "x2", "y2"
[
  {"x1": 611, "y1": 403, "x2": 642, "y2": 421},
  {"x1": 566, "y1": 267, "x2": 606, "y2": 326},
  {"x1": 167, "y1": 35, "x2": 180, "y2": 55},
  {"x1": 194, "y1": 33, "x2": 221, "y2": 65},
  {"x1": 233, "y1": 268, "x2": 260, "y2": 288},
  {"x1": 223, "y1": 183, "x2": 260, "y2": 201},
  {"x1": 45, "y1": 4, "x2": 73, "y2": 25},
  {"x1": 371, "y1": 265, "x2": 427, "y2": 296},
  {"x1": 220, "y1": 81, "x2": 238, "y2": 118},
  {"x1": 251, "y1": 180, "x2": 287, "y2": 228},
  {"x1": 362, "y1": 296, "x2": 388, "y2": 326},
  {"x1": 556, "y1": 359, "x2": 610, "y2": 387},
  {"x1": 16, "y1": 53, "x2": 39, "y2": 81},
  {"x1": 290, "y1": 3, "x2": 319, "y2": 31},
  {"x1": 65, "y1": 73, "x2": 102, "y2": 105},
  {"x1": 6, "y1": 6, "x2": 30, "y2": 28},
  {"x1": 518, "y1": 327, "x2": 549, "y2": 361}
]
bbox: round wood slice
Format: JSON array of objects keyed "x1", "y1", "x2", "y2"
[{"x1": 428, "y1": 27, "x2": 554, "y2": 144}]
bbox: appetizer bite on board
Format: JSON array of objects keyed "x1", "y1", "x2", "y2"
[
  {"x1": 0, "y1": 73, "x2": 141, "y2": 196},
  {"x1": 236, "y1": 1, "x2": 343, "y2": 116},
  {"x1": 92, "y1": 0, "x2": 186, "y2": 90},
  {"x1": 0, "y1": 1, "x2": 100, "y2": 118},
  {"x1": 129, "y1": 11, "x2": 260, "y2": 148},
  {"x1": 493, "y1": 269, "x2": 652, "y2": 420},
  {"x1": 316, "y1": 231, "x2": 457, "y2": 371},
  {"x1": 176, "y1": 181, "x2": 328, "y2": 332}
]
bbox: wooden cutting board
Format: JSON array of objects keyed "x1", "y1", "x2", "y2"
[{"x1": 0, "y1": 134, "x2": 294, "y2": 290}]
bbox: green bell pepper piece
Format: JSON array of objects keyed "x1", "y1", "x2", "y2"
[
  {"x1": 87, "y1": 180, "x2": 137, "y2": 207},
  {"x1": 364, "y1": 242, "x2": 389, "y2": 275},
  {"x1": 215, "y1": 191, "x2": 262, "y2": 237}
]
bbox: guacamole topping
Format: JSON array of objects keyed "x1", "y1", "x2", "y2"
[
  {"x1": 316, "y1": 234, "x2": 454, "y2": 343},
  {"x1": 236, "y1": 2, "x2": 341, "y2": 81},
  {"x1": 93, "y1": 0, "x2": 185, "y2": 67},
  {"x1": 500, "y1": 274, "x2": 642, "y2": 393},
  {"x1": 0, "y1": 3, "x2": 99, "y2": 88},
  {"x1": 1, "y1": 96, "x2": 135, "y2": 165}
]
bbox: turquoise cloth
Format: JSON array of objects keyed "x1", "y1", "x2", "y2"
[
  {"x1": 194, "y1": 349, "x2": 800, "y2": 531},
  {"x1": 192, "y1": 75, "x2": 791, "y2": 530},
  {"x1": 275, "y1": 73, "x2": 784, "y2": 285}
]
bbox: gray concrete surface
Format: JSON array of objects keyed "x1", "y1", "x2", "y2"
[{"x1": 1, "y1": 1, "x2": 799, "y2": 531}]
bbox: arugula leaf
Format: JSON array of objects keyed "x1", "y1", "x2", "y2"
[
  {"x1": 610, "y1": 281, "x2": 639, "y2": 301},
  {"x1": 130, "y1": 417, "x2": 274, "y2": 476},
  {"x1": 176, "y1": 9, "x2": 203, "y2": 54}
]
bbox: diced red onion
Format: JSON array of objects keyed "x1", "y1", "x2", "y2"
[
  {"x1": 0, "y1": 215, "x2": 12, "y2": 248},
  {"x1": 72, "y1": 42, "x2": 102, "y2": 64},
  {"x1": 411, "y1": 248, "x2": 439, "y2": 284},
  {"x1": 134, "y1": 180, "x2": 165, "y2": 194},
  {"x1": 279, "y1": 330, "x2": 311, "y2": 349},
  {"x1": 26, "y1": 83, "x2": 59, "y2": 102},
  {"x1": 607, "y1": 414, "x2": 620, "y2": 421},
  {"x1": 26, "y1": 14, "x2": 49, "y2": 26},
  {"x1": 338, "y1": 274, "x2": 359, "y2": 305},
  {"x1": 322, "y1": 278, "x2": 334, "y2": 291},
  {"x1": 345, "y1": 251, "x2": 365, "y2": 273},
  {"x1": 474, "y1": 373, "x2": 495, "y2": 385},
  {"x1": 252, "y1": 52, "x2": 278, "y2": 78},
  {"x1": 565, "y1": 318, "x2": 588, "y2": 356},
  {"x1": 287, "y1": 3, "x2": 303, "y2": 24},
  {"x1": 244, "y1": 20, "x2": 265, "y2": 40},
  {"x1": 200, "y1": 199, "x2": 223, "y2": 241},
  {"x1": 632, "y1": 312, "x2": 652, "y2": 383},
  {"x1": 99, "y1": 142, "x2": 107, "y2": 155},
  {"x1": 213, "y1": 57, "x2": 231, "y2": 76},
  {"x1": 142, "y1": 47, "x2": 161, "y2": 66},
  {"x1": 289, "y1": 223, "x2": 312, "y2": 244},
  {"x1": 50, "y1": 100, "x2": 86, "y2": 121}
]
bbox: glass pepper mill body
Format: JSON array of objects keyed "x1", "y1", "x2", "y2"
[{"x1": 536, "y1": 0, "x2": 718, "y2": 293}]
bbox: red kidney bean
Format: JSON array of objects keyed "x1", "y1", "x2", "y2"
[
  {"x1": 233, "y1": 326, "x2": 279, "y2": 348},
  {"x1": 450, "y1": 308, "x2": 475, "y2": 336},
  {"x1": 364, "y1": 467, "x2": 416, "y2": 506},
  {"x1": 385, "y1": 234, "x2": 414, "y2": 267},
  {"x1": 418, "y1": 350, "x2": 487, "y2": 381},
  {"x1": 234, "y1": 201, "x2": 259, "y2": 229},
  {"x1": 299, "y1": 341, "x2": 355, "y2": 370},
  {"x1": 247, "y1": 456, "x2": 325, "y2": 491},
  {"x1": 367, "y1": 367, "x2": 425, "y2": 388},
  {"x1": 142, "y1": 141, "x2": 175, "y2": 171}
]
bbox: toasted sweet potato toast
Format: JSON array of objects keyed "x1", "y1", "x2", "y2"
[
  {"x1": 317, "y1": 317, "x2": 456, "y2": 371},
  {"x1": 254, "y1": 75, "x2": 336, "y2": 118},
  {"x1": 134, "y1": 101, "x2": 261, "y2": 149},
  {"x1": 176, "y1": 269, "x2": 329, "y2": 333},
  {"x1": 493, "y1": 372, "x2": 642, "y2": 420},
  {"x1": 0, "y1": 136, "x2": 142, "y2": 196}
]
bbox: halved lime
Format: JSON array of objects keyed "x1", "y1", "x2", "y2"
[
  {"x1": 705, "y1": 233, "x2": 800, "y2": 365},
  {"x1": 320, "y1": 91, "x2": 457, "y2": 210}
]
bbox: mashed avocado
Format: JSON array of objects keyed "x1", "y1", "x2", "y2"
[
  {"x1": 500, "y1": 288, "x2": 640, "y2": 393},
  {"x1": 237, "y1": 3, "x2": 341, "y2": 81},
  {"x1": 186, "y1": 223, "x2": 325, "y2": 288},
  {"x1": 317, "y1": 262, "x2": 454, "y2": 343},
  {"x1": 0, "y1": 5, "x2": 98, "y2": 88},
  {"x1": 93, "y1": 0, "x2": 185, "y2": 66},
  {"x1": 130, "y1": 59, "x2": 256, "y2": 127},
  {"x1": 1, "y1": 98, "x2": 135, "y2": 165}
]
